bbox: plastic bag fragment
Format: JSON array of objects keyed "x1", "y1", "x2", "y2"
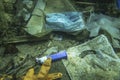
[
  {"x1": 46, "y1": 12, "x2": 85, "y2": 32},
  {"x1": 86, "y1": 13, "x2": 120, "y2": 48}
]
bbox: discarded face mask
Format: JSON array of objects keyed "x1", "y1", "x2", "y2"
[
  {"x1": 23, "y1": 58, "x2": 62, "y2": 80},
  {"x1": 46, "y1": 12, "x2": 85, "y2": 32}
]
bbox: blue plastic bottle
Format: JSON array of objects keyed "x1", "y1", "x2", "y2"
[{"x1": 36, "y1": 50, "x2": 67, "y2": 63}]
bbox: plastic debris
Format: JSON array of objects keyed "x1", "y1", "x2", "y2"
[
  {"x1": 36, "y1": 50, "x2": 67, "y2": 63},
  {"x1": 23, "y1": 58, "x2": 62, "y2": 80},
  {"x1": 46, "y1": 12, "x2": 85, "y2": 32},
  {"x1": 86, "y1": 13, "x2": 120, "y2": 48},
  {"x1": 62, "y1": 35, "x2": 120, "y2": 80},
  {"x1": 23, "y1": 0, "x2": 33, "y2": 9}
]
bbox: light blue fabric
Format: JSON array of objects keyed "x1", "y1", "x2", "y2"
[{"x1": 46, "y1": 12, "x2": 85, "y2": 32}]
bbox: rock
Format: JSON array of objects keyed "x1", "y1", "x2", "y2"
[
  {"x1": 24, "y1": 15, "x2": 45, "y2": 36},
  {"x1": 86, "y1": 14, "x2": 120, "y2": 48},
  {"x1": 35, "y1": 0, "x2": 46, "y2": 10}
]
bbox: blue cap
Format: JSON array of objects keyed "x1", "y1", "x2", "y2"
[{"x1": 48, "y1": 50, "x2": 67, "y2": 62}]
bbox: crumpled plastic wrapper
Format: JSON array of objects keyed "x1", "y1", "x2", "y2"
[
  {"x1": 86, "y1": 14, "x2": 120, "y2": 48},
  {"x1": 63, "y1": 35, "x2": 120, "y2": 80}
]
